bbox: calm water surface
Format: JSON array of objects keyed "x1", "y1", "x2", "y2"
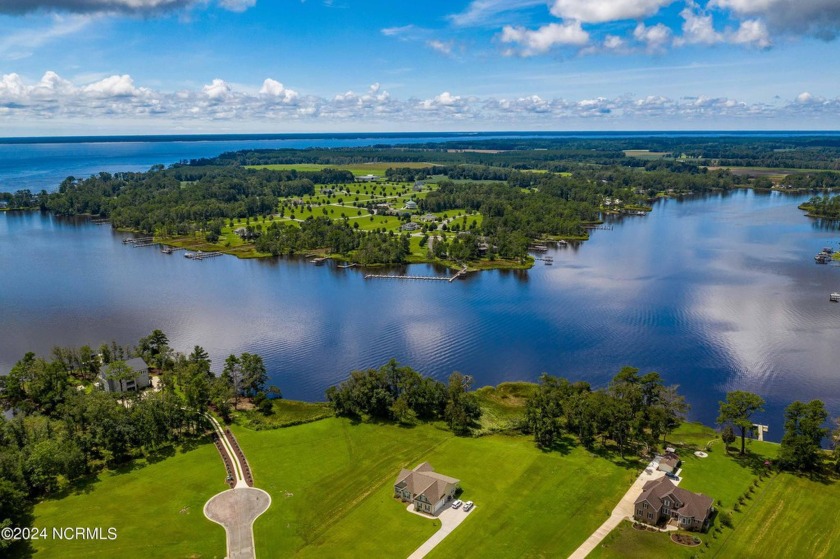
[{"x1": 2, "y1": 190, "x2": 840, "y2": 439}]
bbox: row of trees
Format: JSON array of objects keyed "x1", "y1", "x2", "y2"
[
  {"x1": 325, "y1": 360, "x2": 481, "y2": 434},
  {"x1": 524, "y1": 367, "x2": 688, "y2": 455},
  {"x1": 717, "y1": 391, "x2": 837, "y2": 474}
]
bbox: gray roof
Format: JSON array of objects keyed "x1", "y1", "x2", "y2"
[
  {"x1": 394, "y1": 463, "x2": 460, "y2": 503},
  {"x1": 99, "y1": 357, "x2": 149, "y2": 376}
]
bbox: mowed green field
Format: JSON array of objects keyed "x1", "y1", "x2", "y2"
[
  {"x1": 26, "y1": 440, "x2": 226, "y2": 559},
  {"x1": 248, "y1": 162, "x2": 435, "y2": 176},
  {"x1": 714, "y1": 473, "x2": 840, "y2": 559},
  {"x1": 234, "y1": 417, "x2": 633, "y2": 558}
]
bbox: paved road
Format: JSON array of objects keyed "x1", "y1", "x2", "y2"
[
  {"x1": 406, "y1": 504, "x2": 475, "y2": 559},
  {"x1": 205, "y1": 487, "x2": 271, "y2": 559},
  {"x1": 567, "y1": 468, "x2": 667, "y2": 559}
]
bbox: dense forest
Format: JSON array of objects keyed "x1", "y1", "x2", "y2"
[{"x1": 2, "y1": 137, "x2": 839, "y2": 266}]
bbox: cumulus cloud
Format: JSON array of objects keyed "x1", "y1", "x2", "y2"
[
  {"x1": 549, "y1": 0, "x2": 673, "y2": 23},
  {"x1": 500, "y1": 21, "x2": 589, "y2": 56},
  {"x1": 202, "y1": 78, "x2": 231, "y2": 100},
  {"x1": 711, "y1": 0, "x2": 840, "y2": 40},
  {"x1": 258, "y1": 78, "x2": 298, "y2": 103},
  {"x1": 0, "y1": 0, "x2": 254, "y2": 15},
  {"x1": 2, "y1": 71, "x2": 840, "y2": 128},
  {"x1": 633, "y1": 22, "x2": 672, "y2": 51},
  {"x1": 677, "y1": 2, "x2": 722, "y2": 45}
]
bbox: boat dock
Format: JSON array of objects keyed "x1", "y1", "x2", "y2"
[
  {"x1": 184, "y1": 251, "x2": 223, "y2": 260},
  {"x1": 310, "y1": 257, "x2": 328, "y2": 265},
  {"x1": 161, "y1": 246, "x2": 187, "y2": 254},
  {"x1": 123, "y1": 237, "x2": 153, "y2": 245},
  {"x1": 831, "y1": 292, "x2": 840, "y2": 302},
  {"x1": 133, "y1": 241, "x2": 158, "y2": 248},
  {"x1": 365, "y1": 266, "x2": 468, "y2": 283},
  {"x1": 583, "y1": 225, "x2": 613, "y2": 231},
  {"x1": 337, "y1": 263, "x2": 358, "y2": 269}
]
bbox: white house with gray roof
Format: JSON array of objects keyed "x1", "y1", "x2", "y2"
[
  {"x1": 98, "y1": 357, "x2": 151, "y2": 393},
  {"x1": 394, "y1": 462, "x2": 460, "y2": 515}
]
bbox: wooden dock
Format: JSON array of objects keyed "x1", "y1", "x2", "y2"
[
  {"x1": 583, "y1": 225, "x2": 613, "y2": 231},
  {"x1": 122, "y1": 237, "x2": 154, "y2": 244},
  {"x1": 184, "y1": 251, "x2": 223, "y2": 260},
  {"x1": 337, "y1": 263, "x2": 358, "y2": 269},
  {"x1": 365, "y1": 266, "x2": 468, "y2": 283},
  {"x1": 161, "y1": 246, "x2": 187, "y2": 254},
  {"x1": 133, "y1": 241, "x2": 158, "y2": 248},
  {"x1": 310, "y1": 257, "x2": 328, "y2": 265}
]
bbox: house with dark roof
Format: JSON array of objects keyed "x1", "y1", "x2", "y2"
[
  {"x1": 98, "y1": 357, "x2": 152, "y2": 393},
  {"x1": 634, "y1": 477, "x2": 713, "y2": 531},
  {"x1": 394, "y1": 463, "x2": 460, "y2": 515},
  {"x1": 655, "y1": 451, "x2": 681, "y2": 474}
]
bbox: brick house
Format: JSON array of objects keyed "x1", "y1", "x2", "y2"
[{"x1": 634, "y1": 477, "x2": 713, "y2": 531}]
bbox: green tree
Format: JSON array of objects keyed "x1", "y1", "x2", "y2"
[
  {"x1": 779, "y1": 400, "x2": 829, "y2": 472},
  {"x1": 221, "y1": 355, "x2": 242, "y2": 410},
  {"x1": 240, "y1": 353, "x2": 268, "y2": 397},
  {"x1": 444, "y1": 372, "x2": 481, "y2": 435},
  {"x1": 717, "y1": 391, "x2": 765, "y2": 455},
  {"x1": 721, "y1": 425, "x2": 736, "y2": 451}
]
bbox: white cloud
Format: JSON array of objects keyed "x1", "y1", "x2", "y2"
[
  {"x1": 202, "y1": 78, "x2": 231, "y2": 100},
  {"x1": 83, "y1": 74, "x2": 141, "y2": 96},
  {"x1": 603, "y1": 35, "x2": 626, "y2": 50},
  {"x1": 428, "y1": 39, "x2": 453, "y2": 55},
  {"x1": 633, "y1": 22, "x2": 672, "y2": 51},
  {"x1": 731, "y1": 19, "x2": 771, "y2": 47},
  {"x1": 381, "y1": 25, "x2": 415, "y2": 37},
  {"x1": 218, "y1": 0, "x2": 255, "y2": 12},
  {"x1": 550, "y1": 0, "x2": 673, "y2": 23},
  {"x1": 259, "y1": 78, "x2": 298, "y2": 103},
  {"x1": 0, "y1": 14, "x2": 94, "y2": 60},
  {"x1": 3, "y1": 71, "x2": 840, "y2": 129},
  {"x1": 500, "y1": 21, "x2": 590, "y2": 56},
  {"x1": 677, "y1": 2, "x2": 722, "y2": 45},
  {"x1": 448, "y1": 0, "x2": 546, "y2": 27}
]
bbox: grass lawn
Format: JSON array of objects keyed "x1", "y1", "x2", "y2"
[
  {"x1": 714, "y1": 473, "x2": 840, "y2": 559},
  {"x1": 248, "y1": 162, "x2": 435, "y2": 176},
  {"x1": 231, "y1": 417, "x2": 635, "y2": 559},
  {"x1": 24, "y1": 440, "x2": 226, "y2": 559},
  {"x1": 232, "y1": 399, "x2": 334, "y2": 430},
  {"x1": 589, "y1": 422, "x2": 783, "y2": 559},
  {"x1": 473, "y1": 382, "x2": 534, "y2": 433}
]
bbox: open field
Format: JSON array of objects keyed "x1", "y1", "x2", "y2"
[
  {"x1": 713, "y1": 473, "x2": 840, "y2": 559},
  {"x1": 234, "y1": 417, "x2": 635, "y2": 559},
  {"x1": 623, "y1": 149, "x2": 673, "y2": 159},
  {"x1": 24, "y1": 440, "x2": 225, "y2": 559},
  {"x1": 248, "y1": 162, "x2": 436, "y2": 176},
  {"x1": 232, "y1": 399, "x2": 334, "y2": 430}
]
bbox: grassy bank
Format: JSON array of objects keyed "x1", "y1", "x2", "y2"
[{"x1": 24, "y1": 440, "x2": 225, "y2": 559}]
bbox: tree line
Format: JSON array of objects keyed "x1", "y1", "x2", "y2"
[{"x1": 0, "y1": 330, "x2": 278, "y2": 552}]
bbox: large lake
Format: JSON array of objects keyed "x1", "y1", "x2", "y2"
[{"x1": 2, "y1": 137, "x2": 840, "y2": 440}]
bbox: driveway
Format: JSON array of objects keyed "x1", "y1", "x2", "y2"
[
  {"x1": 204, "y1": 487, "x2": 271, "y2": 559},
  {"x1": 407, "y1": 503, "x2": 475, "y2": 559},
  {"x1": 567, "y1": 468, "x2": 666, "y2": 559}
]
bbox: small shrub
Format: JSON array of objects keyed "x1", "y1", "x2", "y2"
[{"x1": 719, "y1": 512, "x2": 734, "y2": 528}]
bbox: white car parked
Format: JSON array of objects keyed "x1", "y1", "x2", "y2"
[
  {"x1": 451, "y1": 499, "x2": 463, "y2": 509},
  {"x1": 463, "y1": 501, "x2": 474, "y2": 512}
]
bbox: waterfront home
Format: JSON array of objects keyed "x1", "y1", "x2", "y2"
[
  {"x1": 98, "y1": 357, "x2": 152, "y2": 393},
  {"x1": 394, "y1": 463, "x2": 460, "y2": 515},
  {"x1": 634, "y1": 477, "x2": 713, "y2": 531}
]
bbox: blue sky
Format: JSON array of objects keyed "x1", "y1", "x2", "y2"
[{"x1": 1, "y1": 0, "x2": 839, "y2": 134}]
